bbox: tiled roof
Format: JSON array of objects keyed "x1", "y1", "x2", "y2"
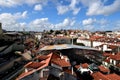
[
  {"x1": 81, "y1": 63, "x2": 89, "y2": 68},
  {"x1": 103, "y1": 53, "x2": 113, "y2": 57},
  {"x1": 16, "y1": 53, "x2": 53, "y2": 80},
  {"x1": 108, "y1": 45, "x2": 117, "y2": 49},
  {"x1": 52, "y1": 59, "x2": 71, "y2": 67},
  {"x1": 92, "y1": 72, "x2": 120, "y2": 80},
  {"x1": 36, "y1": 55, "x2": 49, "y2": 61},
  {"x1": 106, "y1": 73, "x2": 120, "y2": 80},
  {"x1": 51, "y1": 53, "x2": 61, "y2": 59},
  {"x1": 26, "y1": 62, "x2": 46, "y2": 69},
  {"x1": 92, "y1": 72, "x2": 109, "y2": 80},
  {"x1": 90, "y1": 36, "x2": 105, "y2": 41},
  {"x1": 75, "y1": 65, "x2": 80, "y2": 69},
  {"x1": 98, "y1": 65, "x2": 110, "y2": 73},
  {"x1": 75, "y1": 63, "x2": 89, "y2": 69},
  {"x1": 110, "y1": 55, "x2": 120, "y2": 60}
]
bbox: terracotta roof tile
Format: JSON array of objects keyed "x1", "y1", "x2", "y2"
[
  {"x1": 108, "y1": 45, "x2": 117, "y2": 49},
  {"x1": 92, "y1": 72, "x2": 120, "y2": 80},
  {"x1": 81, "y1": 63, "x2": 89, "y2": 68},
  {"x1": 16, "y1": 53, "x2": 53, "y2": 80},
  {"x1": 75, "y1": 65, "x2": 80, "y2": 69},
  {"x1": 52, "y1": 59, "x2": 71, "y2": 67},
  {"x1": 106, "y1": 73, "x2": 120, "y2": 80},
  {"x1": 51, "y1": 53, "x2": 61, "y2": 59},
  {"x1": 75, "y1": 63, "x2": 89, "y2": 69},
  {"x1": 92, "y1": 72, "x2": 109, "y2": 80},
  {"x1": 110, "y1": 55, "x2": 120, "y2": 60},
  {"x1": 26, "y1": 62, "x2": 46, "y2": 69},
  {"x1": 36, "y1": 55, "x2": 49, "y2": 60},
  {"x1": 98, "y1": 65, "x2": 110, "y2": 73},
  {"x1": 103, "y1": 53, "x2": 113, "y2": 57}
]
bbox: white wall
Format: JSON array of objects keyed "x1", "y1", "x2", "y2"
[{"x1": 77, "y1": 39, "x2": 91, "y2": 46}]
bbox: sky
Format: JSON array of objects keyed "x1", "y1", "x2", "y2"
[{"x1": 0, "y1": 0, "x2": 120, "y2": 31}]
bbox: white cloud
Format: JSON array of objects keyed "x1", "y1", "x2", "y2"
[
  {"x1": 0, "y1": 11, "x2": 76, "y2": 31},
  {"x1": 73, "y1": 8, "x2": 81, "y2": 15},
  {"x1": 28, "y1": 18, "x2": 76, "y2": 31},
  {"x1": 22, "y1": 11, "x2": 28, "y2": 18},
  {"x1": 13, "y1": 11, "x2": 28, "y2": 19},
  {"x1": 34, "y1": 4, "x2": 42, "y2": 11},
  {"x1": 97, "y1": 18, "x2": 108, "y2": 25},
  {"x1": 82, "y1": 18, "x2": 96, "y2": 25},
  {"x1": 80, "y1": 0, "x2": 120, "y2": 16},
  {"x1": 57, "y1": 5, "x2": 69, "y2": 15},
  {"x1": 29, "y1": 18, "x2": 53, "y2": 31},
  {"x1": 32, "y1": 18, "x2": 48, "y2": 25},
  {"x1": 57, "y1": 0, "x2": 81, "y2": 15},
  {"x1": 0, "y1": 0, "x2": 48, "y2": 7},
  {"x1": 69, "y1": 0, "x2": 81, "y2": 15},
  {"x1": 55, "y1": 18, "x2": 76, "y2": 29},
  {"x1": 82, "y1": 18, "x2": 110, "y2": 31},
  {"x1": 0, "y1": 11, "x2": 28, "y2": 31},
  {"x1": 83, "y1": 25, "x2": 94, "y2": 31}
]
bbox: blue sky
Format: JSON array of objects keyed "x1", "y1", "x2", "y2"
[{"x1": 0, "y1": 0, "x2": 120, "y2": 31}]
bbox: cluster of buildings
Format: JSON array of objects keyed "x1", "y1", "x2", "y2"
[
  {"x1": 0, "y1": 23, "x2": 120, "y2": 80},
  {"x1": 15, "y1": 46, "x2": 120, "y2": 80}
]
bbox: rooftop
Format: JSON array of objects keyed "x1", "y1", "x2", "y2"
[
  {"x1": 16, "y1": 53, "x2": 53, "y2": 80},
  {"x1": 40, "y1": 44, "x2": 97, "y2": 51},
  {"x1": 52, "y1": 59, "x2": 71, "y2": 67},
  {"x1": 98, "y1": 65, "x2": 110, "y2": 73}
]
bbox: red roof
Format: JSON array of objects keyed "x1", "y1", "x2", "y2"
[
  {"x1": 36, "y1": 55, "x2": 49, "y2": 60},
  {"x1": 16, "y1": 53, "x2": 53, "y2": 80},
  {"x1": 108, "y1": 45, "x2": 117, "y2": 49},
  {"x1": 92, "y1": 72, "x2": 120, "y2": 80},
  {"x1": 90, "y1": 36, "x2": 105, "y2": 41},
  {"x1": 75, "y1": 63, "x2": 89, "y2": 69},
  {"x1": 106, "y1": 73, "x2": 120, "y2": 80},
  {"x1": 110, "y1": 55, "x2": 120, "y2": 60},
  {"x1": 81, "y1": 63, "x2": 89, "y2": 68},
  {"x1": 103, "y1": 53, "x2": 112, "y2": 57},
  {"x1": 26, "y1": 62, "x2": 45, "y2": 69},
  {"x1": 92, "y1": 72, "x2": 109, "y2": 80},
  {"x1": 75, "y1": 65, "x2": 80, "y2": 69},
  {"x1": 98, "y1": 65, "x2": 110, "y2": 73},
  {"x1": 52, "y1": 59, "x2": 71, "y2": 67},
  {"x1": 51, "y1": 53, "x2": 61, "y2": 59}
]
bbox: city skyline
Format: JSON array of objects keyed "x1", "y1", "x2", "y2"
[{"x1": 0, "y1": 0, "x2": 120, "y2": 31}]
